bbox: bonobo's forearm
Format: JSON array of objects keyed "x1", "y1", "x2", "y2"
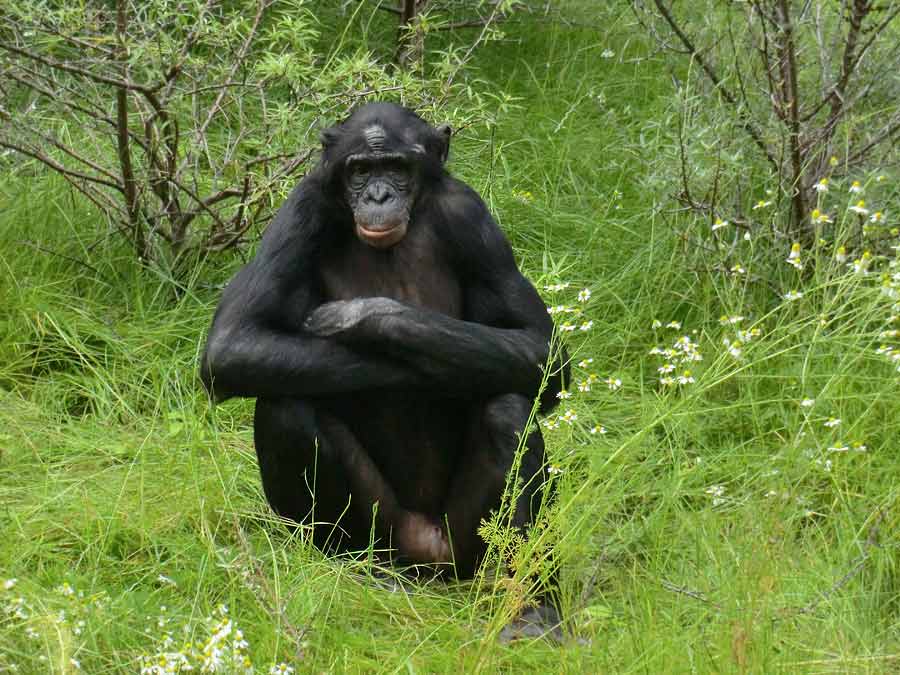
[
  {"x1": 379, "y1": 309, "x2": 549, "y2": 395},
  {"x1": 305, "y1": 300, "x2": 550, "y2": 397},
  {"x1": 201, "y1": 328, "x2": 429, "y2": 401}
]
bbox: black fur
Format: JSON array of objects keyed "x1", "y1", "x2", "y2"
[{"x1": 201, "y1": 103, "x2": 567, "y2": 635}]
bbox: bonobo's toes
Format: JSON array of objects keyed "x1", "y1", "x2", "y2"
[
  {"x1": 497, "y1": 604, "x2": 563, "y2": 644},
  {"x1": 395, "y1": 511, "x2": 451, "y2": 564}
]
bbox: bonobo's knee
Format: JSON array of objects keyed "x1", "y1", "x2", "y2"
[
  {"x1": 481, "y1": 393, "x2": 537, "y2": 460},
  {"x1": 254, "y1": 398, "x2": 327, "y2": 455}
]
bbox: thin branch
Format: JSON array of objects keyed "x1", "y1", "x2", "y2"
[
  {"x1": 159, "y1": 0, "x2": 217, "y2": 101},
  {"x1": 442, "y1": 1, "x2": 505, "y2": 91},
  {"x1": 4, "y1": 68, "x2": 116, "y2": 129},
  {"x1": 179, "y1": 0, "x2": 271, "y2": 176},
  {"x1": 0, "y1": 139, "x2": 122, "y2": 191},
  {"x1": 114, "y1": 0, "x2": 142, "y2": 255},
  {"x1": 631, "y1": 1, "x2": 691, "y2": 54},
  {"x1": 661, "y1": 580, "x2": 723, "y2": 610},
  {"x1": 649, "y1": 0, "x2": 779, "y2": 173},
  {"x1": 430, "y1": 17, "x2": 502, "y2": 31},
  {"x1": 23, "y1": 19, "x2": 116, "y2": 57},
  {"x1": 375, "y1": 3, "x2": 403, "y2": 14},
  {"x1": 165, "y1": 175, "x2": 232, "y2": 234},
  {"x1": 787, "y1": 508, "x2": 885, "y2": 617},
  {"x1": 847, "y1": 6, "x2": 900, "y2": 76},
  {"x1": 5, "y1": 117, "x2": 120, "y2": 184},
  {"x1": 848, "y1": 113, "x2": 900, "y2": 163},
  {"x1": 749, "y1": 1, "x2": 783, "y2": 121},
  {"x1": 0, "y1": 40, "x2": 155, "y2": 95},
  {"x1": 18, "y1": 240, "x2": 106, "y2": 279}
]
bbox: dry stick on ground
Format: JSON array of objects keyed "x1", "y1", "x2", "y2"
[
  {"x1": 233, "y1": 521, "x2": 309, "y2": 662},
  {"x1": 787, "y1": 507, "x2": 886, "y2": 617},
  {"x1": 658, "y1": 507, "x2": 887, "y2": 618}
]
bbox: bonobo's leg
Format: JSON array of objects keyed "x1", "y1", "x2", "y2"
[
  {"x1": 443, "y1": 393, "x2": 562, "y2": 641},
  {"x1": 253, "y1": 398, "x2": 364, "y2": 551},
  {"x1": 315, "y1": 413, "x2": 451, "y2": 565},
  {"x1": 443, "y1": 393, "x2": 550, "y2": 577},
  {"x1": 254, "y1": 398, "x2": 450, "y2": 563}
]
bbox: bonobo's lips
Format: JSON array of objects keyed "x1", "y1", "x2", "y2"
[
  {"x1": 358, "y1": 224, "x2": 399, "y2": 240},
  {"x1": 355, "y1": 221, "x2": 407, "y2": 249},
  {"x1": 354, "y1": 207, "x2": 409, "y2": 248}
]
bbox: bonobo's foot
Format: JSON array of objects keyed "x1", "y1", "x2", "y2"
[
  {"x1": 498, "y1": 604, "x2": 563, "y2": 644},
  {"x1": 394, "y1": 511, "x2": 451, "y2": 564}
]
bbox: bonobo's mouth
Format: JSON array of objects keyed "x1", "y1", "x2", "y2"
[
  {"x1": 355, "y1": 220, "x2": 407, "y2": 249},
  {"x1": 358, "y1": 225, "x2": 399, "y2": 240}
]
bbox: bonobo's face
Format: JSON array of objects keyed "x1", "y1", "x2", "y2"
[
  {"x1": 344, "y1": 151, "x2": 417, "y2": 250},
  {"x1": 321, "y1": 103, "x2": 451, "y2": 250}
]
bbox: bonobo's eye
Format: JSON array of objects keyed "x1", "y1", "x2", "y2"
[
  {"x1": 349, "y1": 163, "x2": 370, "y2": 182},
  {"x1": 346, "y1": 163, "x2": 370, "y2": 194},
  {"x1": 384, "y1": 159, "x2": 411, "y2": 189}
]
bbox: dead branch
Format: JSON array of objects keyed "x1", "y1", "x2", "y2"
[
  {"x1": 0, "y1": 138, "x2": 122, "y2": 191},
  {"x1": 640, "y1": 0, "x2": 900, "y2": 242},
  {"x1": 650, "y1": 0, "x2": 780, "y2": 173},
  {"x1": 184, "y1": 0, "x2": 272, "y2": 167},
  {"x1": 787, "y1": 508, "x2": 886, "y2": 617}
]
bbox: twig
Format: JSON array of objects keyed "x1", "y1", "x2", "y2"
[
  {"x1": 179, "y1": 0, "x2": 272, "y2": 175},
  {"x1": 18, "y1": 240, "x2": 107, "y2": 281},
  {"x1": 786, "y1": 508, "x2": 886, "y2": 617},
  {"x1": 661, "y1": 580, "x2": 723, "y2": 610},
  {"x1": 0, "y1": 139, "x2": 121, "y2": 191},
  {"x1": 0, "y1": 40, "x2": 155, "y2": 95},
  {"x1": 233, "y1": 521, "x2": 308, "y2": 662},
  {"x1": 5, "y1": 116, "x2": 120, "y2": 184},
  {"x1": 440, "y1": 1, "x2": 505, "y2": 94},
  {"x1": 649, "y1": 0, "x2": 779, "y2": 173}
]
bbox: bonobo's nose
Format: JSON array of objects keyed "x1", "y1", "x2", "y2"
[{"x1": 367, "y1": 183, "x2": 391, "y2": 204}]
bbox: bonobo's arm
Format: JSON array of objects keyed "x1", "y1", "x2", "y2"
[
  {"x1": 200, "y1": 180, "x2": 428, "y2": 401},
  {"x1": 305, "y1": 181, "x2": 567, "y2": 408}
]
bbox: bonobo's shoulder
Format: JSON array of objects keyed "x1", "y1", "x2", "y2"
[
  {"x1": 431, "y1": 175, "x2": 515, "y2": 271},
  {"x1": 431, "y1": 176, "x2": 496, "y2": 235},
  {"x1": 436, "y1": 175, "x2": 490, "y2": 213},
  {"x1": 256, "y1": 172, "x2": 333, "y2": 259}
]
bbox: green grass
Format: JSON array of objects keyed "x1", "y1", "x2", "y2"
[{"x1": 2, "y1": 4, "x2": 899, "y2": 673}]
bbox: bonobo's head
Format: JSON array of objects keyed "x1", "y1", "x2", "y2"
[{"x1": 320, "y1": 102, "x2": 451, "y2": 250}]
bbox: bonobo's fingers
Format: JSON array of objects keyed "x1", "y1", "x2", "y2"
[
  {"x1": 304, "y1": 297, "x2": 406, "y2": 338},
  {"x1": 497, "y1": 604, "x2": 563, "y2": 644},
  {"x1": 303, "y1": 299, "x2": 365, "y2": 336}
]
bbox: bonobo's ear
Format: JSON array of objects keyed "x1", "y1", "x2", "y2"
[
  {"x1": 320, "y1": 128, "x2": 339, "y2": 150},
  {"x1": 433, "y1": 123, "x2": 452, "y2": 164}
]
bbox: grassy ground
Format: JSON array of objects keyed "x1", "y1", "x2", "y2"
[{"x1": 2, "y1": 4, "x2": 899, "y2": 673}]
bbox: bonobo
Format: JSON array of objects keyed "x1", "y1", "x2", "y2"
[{"x1": 201, "y1": 102, "x2": 567, "y2": 636}]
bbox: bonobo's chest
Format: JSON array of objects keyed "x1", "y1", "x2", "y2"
[{"x1": 318, "y1": 228, "x2": 463, "y2": 317}]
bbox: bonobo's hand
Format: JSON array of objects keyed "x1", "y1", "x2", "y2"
[{"x1": 304, "y1": 297, "x2": 407, "y2": 339}]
